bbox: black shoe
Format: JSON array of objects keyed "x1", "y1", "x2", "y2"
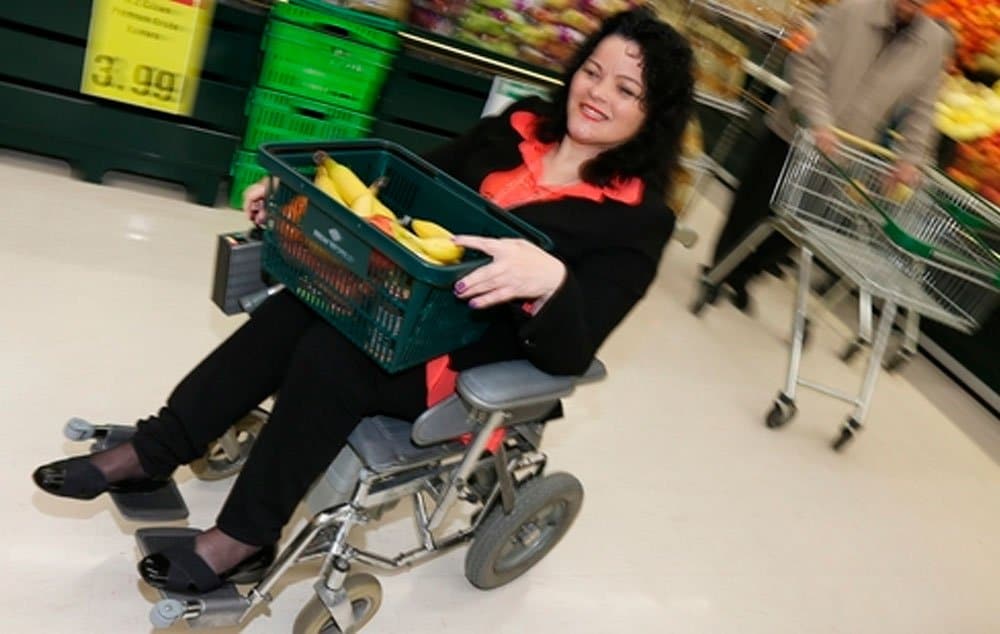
[
  {"x1": 139, "y1": 541, "x2": 277, "y2": 594},
  {"x1": 33, "y1": 456, "x2": 167, "y2": 500}
]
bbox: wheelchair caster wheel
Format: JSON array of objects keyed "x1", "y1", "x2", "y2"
[
  {"x1": 765, "y1": 394, "x2": 797, "y2": 429},
  {"x1": 465, "y1": 472, "x2": 583, "y2": 590},
  {"x1": 293, "y1": 573, "x2": 382, "y2": 634},
  {"x1": 190, "y1": 409, "x2": 267, "y2": 481},
  {"x1": 832, "y1": 418, "x2": 861, "y2": 452},
  {"x1": 63, "y1": 418, "x2": 96, "y2": 441},
  {"x1": 150, "y1": 598, "x2": 186, "y2": 628}
]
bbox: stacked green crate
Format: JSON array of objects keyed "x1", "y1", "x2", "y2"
[{"x1": 229, "y1": 0, "x2": 400, "y2": 208}]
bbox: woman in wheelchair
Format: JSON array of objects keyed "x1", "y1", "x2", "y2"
[{"x1": 34, "y1": 9, "x2": 693, "y2": 596}]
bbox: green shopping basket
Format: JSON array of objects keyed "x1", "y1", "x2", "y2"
[{"x1": 257, "y1": 140, "x2": 553, "y2": 372}]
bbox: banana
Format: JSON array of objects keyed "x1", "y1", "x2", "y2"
[
  {"x1": 372, "y1": 197, "x2": 398, "y2": 221},
  {"x1": 313, "y1": 151, "x2": 367, "y2": 204},
  {"x1": 350, "y1": 191, "x2": 375, "y2": 218},
  {"x1": 392, "y1": 224, "x2": 442, "y2": 264},
  {"x1": 410, "y1": 219, "x2": 453, "y2": 240},
  {"x1": 314, "y1": 172, "x2": 347, "y2": 206},
  {"x1": 329, "y1": 164, "x2": 368, "y2": 204},
  {"x1": 417, "y1": 237, "x2": 463, "y2": 264}
]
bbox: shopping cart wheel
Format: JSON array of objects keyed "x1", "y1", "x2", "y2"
[
  {"x1": 765, "y1": 394, "x2": 797, "y2": 429},
  {"x1": 831, "y1": 417, "x2": 861, "y2": 452},
  {"x1": 839, "y1": 339, "x2": 864, "y2": 363},
  {"x1": 690, "y1": 281, "x2": 720, "y2": 316},
  {"x1": 882, "y1": 350, "x2": 912, "y2": 373}
]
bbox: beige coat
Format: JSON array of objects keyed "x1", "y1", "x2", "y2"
[{"x1": 767, "y1": 0, "x2": 953, "y2": 165}]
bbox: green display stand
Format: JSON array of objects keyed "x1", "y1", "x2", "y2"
[{"x1": 375, "y1": 50, "x2": 495, "y2": 139}]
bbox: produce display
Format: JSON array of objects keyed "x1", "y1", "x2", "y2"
[
  {"x1": 409, "y1": 0, "x2": 640, "y2": 71},
  {"x1": 946, "y1": 134, "x2": 1000, "y2": 205},
  {"x1": 925, "y1": 0, "x2": 1000, "y2": 76},
  {"x1": 921, "y1": 1, "x2": 1000, "y2": 201},
  {"x1": 935, "y1": 75, "x2": 1000, "y2": 142}
]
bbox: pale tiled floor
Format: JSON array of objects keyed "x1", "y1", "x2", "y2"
[{"x1": 2, "y1": 150, "x2": 998, "y2": 634}]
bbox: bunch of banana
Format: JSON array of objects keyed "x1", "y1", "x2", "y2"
[
  {"x1": 309, "y1": 152, "x2": 464, "y2": 266},
  {"x1": 312, "y1": 151, "x2": 396, "y2": 221},
  {"x1": 398, "y1": 219, "x2": 464, "y2": 265}
]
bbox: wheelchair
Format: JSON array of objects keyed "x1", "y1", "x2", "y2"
[{"x1": 62, "y1": 286, "x2": 606, "y2": 631}]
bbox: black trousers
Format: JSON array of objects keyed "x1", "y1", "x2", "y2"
[
  {"x1": 131, "y1": 292, "x2": 428, "y2": 546},
  {"x1": 710, "y1": 130, "x2": 792, "y2": 287}
]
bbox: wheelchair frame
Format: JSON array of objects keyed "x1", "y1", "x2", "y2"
[{"x1": 124, "y1": 356, "x2": 605, "y2": 631}]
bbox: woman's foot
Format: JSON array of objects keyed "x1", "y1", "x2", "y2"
[
  {"x1": 33, "y1": 442, "x2": 156, "y2": 500},
  {"x1": 138, "y1": 528, "x2": 275, "y2": 593}
]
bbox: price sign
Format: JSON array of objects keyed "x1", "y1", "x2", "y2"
[{"x1": 81, "y1": 0, "x2": 216, "y2": 115}]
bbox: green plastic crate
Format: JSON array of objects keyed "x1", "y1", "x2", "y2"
[
  {"x1": 257, "y1": 140, "x2": 552, "y2": 372},
  {"x1": 274, "y1": 1, "x2": 400, "y2": 51},
  {"x1": 243, "y1": 89, "x2": 373, "y2": 151},
  {"x1": 259, "y1": 20, "x2": 396, "y2": 112},
  {"x1": 229, "y1": 150, "x2": 268, "y2": 209}
]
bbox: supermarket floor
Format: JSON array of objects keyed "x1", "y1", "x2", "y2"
[{"x1": 3, "y1": 149, "x2": 999, "y2": 634}]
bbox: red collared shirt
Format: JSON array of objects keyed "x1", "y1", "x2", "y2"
[{"x1": 426, "y1": 110, "x2": 644, "y2": 407}]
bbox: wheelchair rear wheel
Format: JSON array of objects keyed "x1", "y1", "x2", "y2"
[
  {"x1": 465, "y1": 472, "x2": 583, "y2": 590},
  {"x1": 293, "y1": 572, "x2": 382, "y2": 634},
  {"x1": 190, "y1": 408, "x2": 267, "y2": 481}
]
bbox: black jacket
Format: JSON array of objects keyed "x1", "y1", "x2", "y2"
[{"x1": 425, "y1": 98, "x2": 676, "y2": 376}]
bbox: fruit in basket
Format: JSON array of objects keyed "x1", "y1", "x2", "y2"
[
  {"x1": 410, "y1": 219, "x2": 464, "y2": 262},
  {"x1": 314, "y1": 172, "x2": 348, "y2": 207},
  {"x1": 351, "y1": 191, "x2": 375, "y2": 218},
  {"x1": 411, "y1": 219, "x2": 454, "y2": 240},
  {"x1": 313, "y1": 151, "x2": 368, "y2": 204},
  {"x1": 392, "y1": 224, "x2": 441, "y2": 264},
  {"x1": 418, "y1": 237, "x2": 465, "y2": 263}
]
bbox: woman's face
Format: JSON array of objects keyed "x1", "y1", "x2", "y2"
[{"x1": 566, "y1": 34, "x2": 647, "y2": 151}]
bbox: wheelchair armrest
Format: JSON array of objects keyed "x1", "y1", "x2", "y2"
[{"x1": 456, "y1": 359, "x2": 607, "y2": 413}]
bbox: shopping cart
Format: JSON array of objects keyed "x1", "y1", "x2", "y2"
[{"x1": 754, "y1": 129, "x2": 1000, "y2": 450}]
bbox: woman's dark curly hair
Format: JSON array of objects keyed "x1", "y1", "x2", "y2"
[{"x1": 536, "y1": 8, "x2": 695, "y2": 194}]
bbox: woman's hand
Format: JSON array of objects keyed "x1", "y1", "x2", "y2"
[
  {"x1": 242, "y1": 177, "x2": 275, "y2": 226},
  {"x1": 813, "y1": 126, "x2": 838, "y2": 156},
  {"x1": 452, "y1": 236, "x2": 566, "y2": 311}
]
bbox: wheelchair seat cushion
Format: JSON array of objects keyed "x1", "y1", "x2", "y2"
[{"x1": 348, "y1": 416, "x2": 464, "y2": 474}]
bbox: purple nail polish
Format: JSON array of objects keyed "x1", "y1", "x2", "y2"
[
  {"x1": 468, "y1": 299, "x2": 478, "y2": 308},
  {"x1": 455, "y1": 281, "x2": 466, "y2": 292}
]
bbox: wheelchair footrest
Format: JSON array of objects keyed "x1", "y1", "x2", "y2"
[
  {"x1": 136, "y1": 528, "x2": 248, "y2": 629},
  {"x1": 85, "y1": 425, "x2": 189, "y2": 521},
  {"x1": 112, "y1": 481, "x2": 188, "y2": 522}
]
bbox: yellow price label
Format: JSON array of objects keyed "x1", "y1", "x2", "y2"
[{"x1": 81, "y1": 0, "x2": 216, "y2": 116}]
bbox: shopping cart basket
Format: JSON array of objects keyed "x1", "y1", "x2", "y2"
[{"x1": 762, "y1": 129, "x2": 1000, "y2": 449}]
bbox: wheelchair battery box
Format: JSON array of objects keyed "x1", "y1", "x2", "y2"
[{"x1": 211, "y1": 229, "x2": 267, "y2": 315}]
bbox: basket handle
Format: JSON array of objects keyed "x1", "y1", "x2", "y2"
[{"x1": 261, "y1": 139, "x2": 554, "y2": 251}]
